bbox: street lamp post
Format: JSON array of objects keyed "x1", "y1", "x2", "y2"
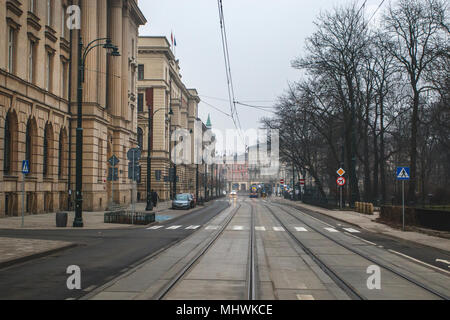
[{"x1": 73, "y1": 34, "x2": 119, "y2": 228}]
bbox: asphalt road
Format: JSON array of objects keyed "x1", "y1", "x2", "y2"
[
  {"x1": 0, "y1": 200, "x2": 229, "y2": 300},
  {"x1": 270, "y1": 200, "x2": 450, "y2": 273}
]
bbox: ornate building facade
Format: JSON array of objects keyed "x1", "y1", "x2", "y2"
[
  {"x1": 0, "y1": 0, "x2": 146, "y2": 217},
  {"x1": 137, "y1": 36, "x2": 208, "y2": 201}
]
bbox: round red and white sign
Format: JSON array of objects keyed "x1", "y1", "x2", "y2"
[{"x1": 337, "y1": 177, "x2": 346, "y2": 186}]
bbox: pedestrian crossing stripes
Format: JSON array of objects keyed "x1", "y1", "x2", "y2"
[
  {"x1": 146, "y1": 224, "x2": 360, "y2": 234},
  {"x1": 343, "y1": 228, "x2": 360, "y2": 233},
  {"x1": 166, "y1": 225, "x2": 182, "y2": 230}
]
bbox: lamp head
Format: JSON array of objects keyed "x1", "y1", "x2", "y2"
[
  {"x1": 103, "y1": 39, "x2": 115, "y2": 53},
  {"x1": 111, "y1": 46, "x2": 121, "y2": 57}
]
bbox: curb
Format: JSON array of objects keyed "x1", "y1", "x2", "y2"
[{"x1": 0, "y1": 243, "x2": 78, "y2": 270}]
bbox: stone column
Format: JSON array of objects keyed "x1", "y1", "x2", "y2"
[
  {"x1": 121, "y1": 5, "x2": 129, "y2": 121},
  {"x1": 108, "y1": 0, "x2": 122, "y2": 118},
  {"x1": 97, "y1": 0, "x2": 107, "y2": 108},
  {"x1": 81, "y1": 0, "x2": 98, "y2": 104}
]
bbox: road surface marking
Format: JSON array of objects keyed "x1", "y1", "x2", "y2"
[
  {"x1": 255, "y1": 226, "x2": 266, "y2": 231},
  {"x1": 295, "y1": 227, "x2": 308, "y2": 232},
  {"x1": 205, "y1": 225, "x2": 219, "y2": 230},
  {"x1": 273, "y1": 227, "x2": 285, "y2": 232},
  {"x1": 146, "y1": 226, "x2": 163, "y2": 230},
  {"x1": 388, "y1": 250, "x2": 450, "y2": 275},
  {"x1": 186, "y1": 225, "x2": 200, "y2": 230},
  {"x1": 343, "y1": 228, "x2": 360, "y2": 233},
  {"x1": 436, "y1": 259, "x2": 450, "y2": 265},
  {"x1": 344, "y1": 232, "x2": 377, "y2": 246},
  {"x1": 324, "y1": 228, "x2": 339, "y2": 233},
  {"x1": 167, "y1": 225, "x2": 182, "y2": 230},
  {"x1": 232, "y1": 226, "x2": 244, "y2": 230},
  {"x1": 297, "y1": 294, "x2": 315, "y2": 300}
]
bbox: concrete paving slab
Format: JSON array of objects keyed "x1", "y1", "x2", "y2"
[
  {"x1": 276, "y1": 289, "x2": 337, "y2": 300},
  {"x1": 258, "y1": 281, "x2": 276, "y2": 300},
  {"x1": 90, "y1": 291, "x2": 140, "y2": 300},
  {"x1": 164, "y1": 279, "x2": 246, "y2": 300}
]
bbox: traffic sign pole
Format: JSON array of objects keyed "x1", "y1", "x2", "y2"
[
  {"x1": 112, "y1": 162, "x2": 115, "y2": 207},
  {"x1": 340, "y1": 185, "x2": 342, "y2": 210},
  {"x1": 402, "y1": 180, "x2": 405, "y2": 231},
  {"x1": 21, "y1": 160, "x2": 30, "y2": 228},
  {"x1": 396, "y1": 167, "x2": 410, "y2": 232},
  {"x1": 22, "y1": 172, "x2": 25, "y2": 228}
]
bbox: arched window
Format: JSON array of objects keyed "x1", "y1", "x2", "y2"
[
  {"x1": 43, "y1": 122, "x2": 53, "y2": 177},
  {"x1": 25, "y1": 117, "x2": 37, "y2": 174},
  {"x1": 43, "y1": 127, "x2": 48, "y2": 176},
  {"x1": 58, "y1": 129, "x2": 64, "y2": 177},
  {"x1": 4, "y1": 110, "x2": 18, "y2": 175},
  {"x1": 98, "y1": 138, "x2": 103, "y2": 179},
  {"x1": 137, "y1": 127, "x2": 143, "y2": 150},
  {"x1": 3, "y1": 113, "x2": 11, "y2": 174}
]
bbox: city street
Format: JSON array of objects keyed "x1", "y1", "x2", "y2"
[{"x1": 1, "y1": 197, "x2": 448, "y2": 300}]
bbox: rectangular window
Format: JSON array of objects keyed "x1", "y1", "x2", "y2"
[
  {"x1": 131, "y1": 69, "x2": 136, "y2": 92},
  {"x1": 138, "y1": 64, "x2": 144, "y2": 80},
  {"x1": 61, "y1": 61, "x2": 68, "y2": 98},
  {"x1": 138, "y1": 93, "x2": 144, "y2": 112},
  {"x1": 61, "y1": 7, "x2": 66, "y2": 38},
  {"x1": 46, "y1": 53, "x2": 53, "y2": 92},
  {"x1": 47, "y1": 0, "x2": 52, "y2": 26},
  {"x1": 29, "y1": 0, "x2": 35, "y2": 13},
  {"x1": 8, "y1": 27, "x2": 15, "y2": 73},
  {"x1": 28, "y1": 40, "x2": 35, "y2": 83}
]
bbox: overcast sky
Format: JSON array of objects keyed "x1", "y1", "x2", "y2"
[{"x1": 138, "y1": 0, "x2": 386, "y2": 152}]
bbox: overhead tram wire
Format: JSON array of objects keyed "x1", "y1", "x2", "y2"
[
  {"x1": 201, "y1": 100, "x2": 232, "y2": 117},
  {"x1": 217, "y1": 0, "x2": 246, "y2": 146}
]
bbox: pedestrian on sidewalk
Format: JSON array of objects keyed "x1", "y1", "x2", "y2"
[{"x1": 151, "y1": 190, "x2": 159, "y2": 208}]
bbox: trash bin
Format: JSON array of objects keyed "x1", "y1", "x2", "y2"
[{"x1": 56, "y1": 212, "x2": 68, "y2": 227}]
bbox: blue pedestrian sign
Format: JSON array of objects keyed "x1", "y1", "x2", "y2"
[
  {"x1": 22, "y1": 160, "x2": 30, "y2": 174},
  {"x1": 396, "y1": 167, "x2": 410, "y2": 180}
]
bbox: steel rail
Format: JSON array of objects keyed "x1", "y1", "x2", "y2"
[
  {"x1": 262, "y1": 203, "x2": 366, "y2": 300},
  {"x1": 153, "y1": 202, "x2": 243, "y2": 300},
  {"x1": 273, "y1": 202, "x2": 449, "y2": 300},
  {"x1": 247, "y1": 201, "x2": 257, "y2": 300}
]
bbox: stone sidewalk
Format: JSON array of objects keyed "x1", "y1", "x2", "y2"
[
  {"x1": 0, "y1": 201, "x2": 173, "y2": 230},
  {"x1": 0, "y1": 237, "x2": 76, "y2": 268},
  {"x1": 272, "y1": 198, "x2": 450, "y2": 253}
]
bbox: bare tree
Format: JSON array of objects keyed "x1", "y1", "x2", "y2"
[{"x1": 382, "y1": 0, "x2": 448, "y2": 203}]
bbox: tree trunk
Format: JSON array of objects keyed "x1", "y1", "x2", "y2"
[{"x1": 407, "y1": 89, "x2": 419, "y2": 204}]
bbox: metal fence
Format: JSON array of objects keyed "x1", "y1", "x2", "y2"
[{"x1": 104, "y1": 211, "x2": 155, "y2": 225}]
